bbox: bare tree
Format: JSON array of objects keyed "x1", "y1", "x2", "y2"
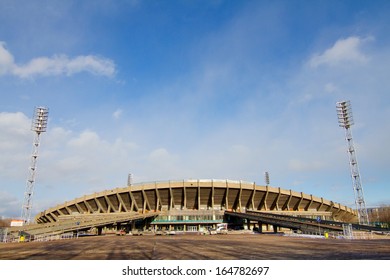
[
  {"x1": 369, "y1": 205, "x2": 390, "y2": 227},
  {"x1": 0, "y1": 219, "x2": 11, "y2": 227}
]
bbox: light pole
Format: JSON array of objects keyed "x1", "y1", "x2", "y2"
[
  {"x1": 21, "y1": 107, "x2": 49, "y2": 225},
  {"x1": 336, "y1": 101, "x2": 369, "y2": 225}
]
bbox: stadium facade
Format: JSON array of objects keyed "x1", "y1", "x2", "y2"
[{"x1": 35, "y1": 179, "x2": 356, "y2": 233}]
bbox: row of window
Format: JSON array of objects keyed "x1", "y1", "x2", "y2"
[{"x1": 154, "y1": 215, "x2": 224, "y2": 222}]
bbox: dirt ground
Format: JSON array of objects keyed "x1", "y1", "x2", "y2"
[{"x1": 1, "y1": 233, "x2": 389, "y2": 260}]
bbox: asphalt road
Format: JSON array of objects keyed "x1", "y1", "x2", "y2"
[{"x1": 1, "y1": 233, "x2": 389, "y2": 260}]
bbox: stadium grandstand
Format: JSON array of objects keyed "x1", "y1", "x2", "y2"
[{"x1": 3, "y1": 179, "x2": 364, "y2": 241}]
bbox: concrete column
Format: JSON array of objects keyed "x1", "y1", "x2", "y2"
[
  {"x1": 258, "y1": 222, "x2": 263, "y2": 233},
  {"x1": 273, "y1": 225, "x2": 278, "y2": 233}
]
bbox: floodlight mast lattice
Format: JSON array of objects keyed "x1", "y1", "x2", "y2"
[
  {"x1": 21, "y1": 107, "x2": 49, "y2": 225},
  {"x1": 336, "y1": 101, "x2": 369, "y2": 225}
]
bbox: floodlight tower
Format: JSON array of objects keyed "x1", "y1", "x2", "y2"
[
  {"x1": 127, "y1": 173, "x2": 133, "y2": 186},
  {"x1": 264, "y1": 171, "x2": 270, "y2": 186},
  {"x1": 21, "y1": 107, "x2": 49, "y2": 225},
  {"x1": 336, "y1": 101, "x2": 369, "y2": 225}
]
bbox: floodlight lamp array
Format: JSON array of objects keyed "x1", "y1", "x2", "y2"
[
  {"x1": 264, "y1": 172, "x2": 270, "y2": 186},
  {"x1": 31, "y1": 107, "x2": 49, "y2": 133},
  {"x1": 336, "y1": 101, "x2": 354, "y2": 128}
]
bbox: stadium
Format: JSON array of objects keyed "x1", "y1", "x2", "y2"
[
  {"x1": 3, "y1": 178, "x2": 390, "y2": 261},
  {"x1": 18, "y1": 178, "x2": 356, "y2": 239}
]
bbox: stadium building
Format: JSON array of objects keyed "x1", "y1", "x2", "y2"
[{"x1": 33, "y1": 179, "x2": 356, "y2": 235}]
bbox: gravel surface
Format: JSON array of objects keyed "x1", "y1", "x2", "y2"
[{"x1": 1, "y1": 234, "x2": 389, "y2": 260}]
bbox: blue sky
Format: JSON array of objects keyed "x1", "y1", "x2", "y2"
[{"x1": 1, "y1": 0, "x2": 390, "y2": 219}]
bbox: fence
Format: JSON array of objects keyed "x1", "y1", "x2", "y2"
[
  {"x1": 0, "y1": 227, "x2": 78, "y2": 243},
  {"x1": 285, "y1": 229, "x2": 374, "y2": 240},
  {"x1": 0, "y1": 227, "x2": 8, "y2": 242}
]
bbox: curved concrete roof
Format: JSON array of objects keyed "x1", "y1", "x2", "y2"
[{"x1": 35, "y1": 179, "x2": 357, "y2": 223}]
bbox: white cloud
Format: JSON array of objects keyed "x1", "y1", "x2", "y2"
[
  {"x1": 0, "y1": 42, "x2": 115, "y2": 78},
  {"x1": 0, "y1": 42, "x2": 14, "y2": 75},
  {"x1": 112, "y1": 109, "x2": 123, "y2": 119},
  {"x1": 48, "y1": 129, "x2": 137, "y2": 186},
  {"x1": 65, "y1": 55, "x2": 116, "y2": 77},
  {"x1": 0, "y1": 112, "x2": 31, "y2": 178},
  {"x1": 143, "y1": 148, "x2": 183, "y2": 180},
  {"x1": 149, "y1": 148, "x2": 171, "y2": 160},
  {"x1": 324, "y1": 82, "x2": 338, "y2": 93},
  {"x1": 309, "y1": 36, "x2": 373, "y2": 68},
  {"x1": 148, "y1": 148, "x2": 178, "y2": 168},
  {"x1": 0, "y1": 111, "x2": 30, "y2": 138},
  {"x1": 0, "y1": 111, "x2": 140, "y2": 216},
  {"x1": 67, "y1": 130, "x2": 101, "y2": 149},
  {"x1": 54, "y1": 155, "x2": 88, "y2": 174}
]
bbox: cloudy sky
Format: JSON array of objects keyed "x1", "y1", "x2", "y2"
[{"x1": 1, "y1": 0, "x2": 390, "y2": 219}]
